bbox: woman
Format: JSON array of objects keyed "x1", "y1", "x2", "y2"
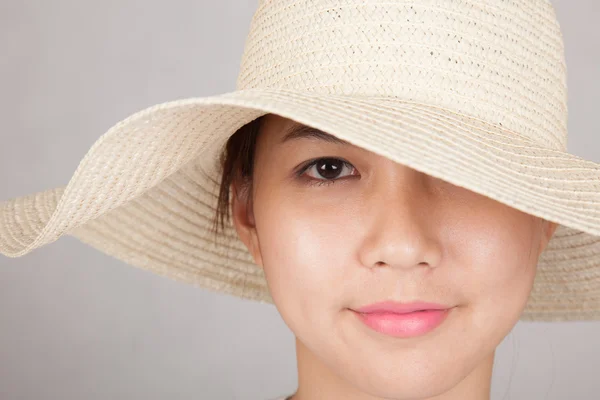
[
  {"x1": 1, "y1": 0, "x2": 598, "y2": 399},
  {"x1": 221, "y1": 113, "x2": 558, "y2": 399}
]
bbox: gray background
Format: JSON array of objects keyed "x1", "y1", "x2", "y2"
[{"x1": 0, "y1": 1, "x2": 598, "y2": 399}]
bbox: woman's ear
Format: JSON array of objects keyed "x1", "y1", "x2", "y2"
[{"x1": 231, "y1": 181, "x2": 263, "y2": 268}]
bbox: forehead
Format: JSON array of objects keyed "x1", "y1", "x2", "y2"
[{"x1": 260, "y1": 114, "x2": 351, "y2": 147}]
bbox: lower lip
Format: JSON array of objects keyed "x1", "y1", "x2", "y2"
[{"x1": 352, "y1": 309, "x2": 451, "y2": 338}]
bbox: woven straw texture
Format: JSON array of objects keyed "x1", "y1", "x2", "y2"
[{"x1": 1, "y1": 0, "x2": 600, "y2": 321}]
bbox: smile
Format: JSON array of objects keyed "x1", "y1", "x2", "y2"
[{"x1": 351, "y1": 308, "x2": 452, "y2": 338}]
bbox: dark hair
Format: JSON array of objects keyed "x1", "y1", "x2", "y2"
[{"x1": 209, "y1": 115, "x2": 265, "y2": 240}]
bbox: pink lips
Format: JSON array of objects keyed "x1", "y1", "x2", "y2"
[{"x1": 351, "y1": 301, "x2": 452, "y2": 338}]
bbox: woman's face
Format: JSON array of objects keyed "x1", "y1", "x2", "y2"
[{"x1": 232, "y1": 114, "x2": 558, "y2": 399}]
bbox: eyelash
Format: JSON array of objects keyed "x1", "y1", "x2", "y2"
[{"x1": 296, "y1": 157, "x2": 358, "y2": 187}]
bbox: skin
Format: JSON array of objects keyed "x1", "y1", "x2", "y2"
[{"x1": 232, "y1": 114, "x2": 558, "y2": 400}]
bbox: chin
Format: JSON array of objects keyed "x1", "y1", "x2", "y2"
[
  {"x1": 332, "y1": 349, "x2": 473, "y2": 399},
  {"x1": 351, "y1": 371, "x2": 462, "y2": 400}
]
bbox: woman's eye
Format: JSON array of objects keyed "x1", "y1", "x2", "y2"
[{"x1": 299, "y1": 157, "x2": 358, "y2": 186}]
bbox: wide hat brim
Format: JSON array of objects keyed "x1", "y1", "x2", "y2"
[{"x1": 1, "y1": 88, "x2": 599, "y2": 321}]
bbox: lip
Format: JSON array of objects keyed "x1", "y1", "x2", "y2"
[
  {"x1": 350, "y1": 301, "x2": 453, "y2": 338},
  {"x1": 354, "y1": 301, "x2": 450, "y2": 314}
]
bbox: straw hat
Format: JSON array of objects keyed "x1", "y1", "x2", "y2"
[{"x1": 1, "y1": 0, "x2": 599, "y2": 321}]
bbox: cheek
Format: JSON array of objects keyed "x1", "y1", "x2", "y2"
[
  {"x1": 465, "y1": 224, "x2": 537, "y2": 298},
  {"x1": 253, "y1": 191, "x2": 351, "y2": 316},
  {"x1": 456, "y1": 214, "x2": 539, "y2": 336}
]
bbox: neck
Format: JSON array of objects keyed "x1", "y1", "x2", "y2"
[{"x1": 289, "y1": 337, "x2": 494, "y2": 400}]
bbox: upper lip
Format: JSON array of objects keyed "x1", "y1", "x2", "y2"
[{"x1": 352, "y1": 301, "x2": 451, "y2": 314}]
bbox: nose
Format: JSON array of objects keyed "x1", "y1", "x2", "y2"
[{"x1": 357, "y1": 166, "x2": 442, "y2": 271}]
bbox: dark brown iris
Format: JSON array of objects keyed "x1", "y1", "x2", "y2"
[{"x1": 315, "y1": 158, "x2": 344, "y2": 180}]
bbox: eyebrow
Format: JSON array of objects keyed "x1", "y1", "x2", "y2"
[{"x1": 279, "y1": 124, "x2": 351, "y2": 146}]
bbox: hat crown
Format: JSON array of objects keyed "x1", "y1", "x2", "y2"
[{"x1": 236, "y1": 0, "x2": 568, "y2": 151}]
